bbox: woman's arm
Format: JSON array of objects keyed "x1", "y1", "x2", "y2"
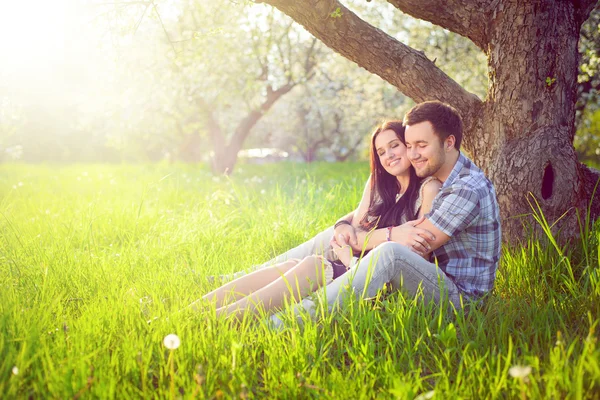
[
  {"x1": 333, "y1": 175, "x2": 372, "y2": 246},
  {"x1": 417, "y1": 178, "x2": 442, "y2": 217},
  {"x1": 351, "y1": 175, "x2": 372, "y2": 226}
]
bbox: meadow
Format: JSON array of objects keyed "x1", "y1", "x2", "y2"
[{"x1": 1, "y1": 162, "x2": 599, "y2": 399}]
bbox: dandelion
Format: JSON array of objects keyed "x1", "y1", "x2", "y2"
[
  {"x1": 163, "y1": 334, "x2": 180, "y2": 399},
  {"x1": 163, "y1": 334, "x2": 181, "y2": 350},
  {"x1": 510, "y1": 364, "x2": 532, "y2": 399},
  {"x1": 415, "y1": 391, "x2": 434, "y2": 400},
  {"x1": 12, "y1": 366, "x2": 19, "y2": 375},
  {"x1": 509, "y1": 365, "x2": 532, "y2": 379}
]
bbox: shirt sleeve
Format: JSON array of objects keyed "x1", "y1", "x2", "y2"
[{"x1": 425, "y1": 185, "x2": 480, "y2": 237}]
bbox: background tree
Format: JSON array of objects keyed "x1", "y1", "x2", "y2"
[
  {"x1": 253, "y1": 48, "x2": 410, "y2": 162},
  {"x1": 172, "y1": 2, "x2": 321, "y2": 174},
  {"x1": 256, "y1": 0, "x2": 600, "y2": 242}
]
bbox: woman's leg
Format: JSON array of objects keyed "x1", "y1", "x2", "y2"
[
  {"x1": 216, "y1": 255, "x2": 329, "y2": 318},
  {"x1": 220, "y1": 226, "x2": 335, "y2": 281},
  {"x1": 189, "y1": 259, "x2": 300, "y2": 311}
]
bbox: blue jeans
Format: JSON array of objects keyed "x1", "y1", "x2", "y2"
[{"x1": 269, "y1": 241, "x2": 462, "y2": 327}]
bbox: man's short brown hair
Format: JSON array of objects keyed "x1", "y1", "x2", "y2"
[{"x1": 403, "y1": 101, "x2": 463, "y2": 150}]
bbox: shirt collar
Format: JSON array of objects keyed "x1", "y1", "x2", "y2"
[{"x1": 441, "y1": 152, "x2": 468, "y2": 189}]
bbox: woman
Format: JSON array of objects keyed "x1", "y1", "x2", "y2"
[{"x1": 195, "y1": 121, "x2": 441, "y2": 319}]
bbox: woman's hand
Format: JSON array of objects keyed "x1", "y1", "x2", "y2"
[
  {"x1": 333, "y1": 222, "x2": 358, "y2": 248},
  {"x1": 330, "y1": 237, "x2": 352, "y2": 267},
  {"x1": 352, "y1": 230, "x2": 371, "y2": 252}
]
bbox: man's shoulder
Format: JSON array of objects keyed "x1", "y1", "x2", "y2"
[{"x1": 445, "y1": 155, "x2": 494, "y2": 195}]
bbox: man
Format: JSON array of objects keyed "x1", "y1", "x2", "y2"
[{"x1": 270, "y1": 101, "x2": 501, "y2": 325}]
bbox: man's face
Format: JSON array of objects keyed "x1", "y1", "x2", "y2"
[{"x1": 404, "y1": 121, "x2": 446, "y2": 178}]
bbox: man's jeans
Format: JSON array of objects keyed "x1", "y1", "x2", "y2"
[{"x1": 269, "y1": 240, "x2": 463, "y2": 327}]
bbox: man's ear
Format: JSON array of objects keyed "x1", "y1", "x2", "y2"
[{"x1": 445, "y1": 135, "x2": 456, "y2": 151}]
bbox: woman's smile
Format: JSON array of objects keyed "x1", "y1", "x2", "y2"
[{"x1": 389, "y1": 158, "x2": 402, "y2": 167}]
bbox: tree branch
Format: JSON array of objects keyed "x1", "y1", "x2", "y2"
[
  {"x1": 228, "y1": 83, "x2": 296, "y2": 149},
  {"x1": 386, "y1": 0, "x2": 493, "y2": 50},
  {"x1": 255, "y1": 0, "x2": 482, "y2": 130},
  {"x1": 574, "y1": 0, "x2": 599, "y2": 25}
]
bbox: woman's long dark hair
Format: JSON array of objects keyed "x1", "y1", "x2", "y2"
[{"x1": 360, "y1": 120, "x2": 420, "y2": 230}]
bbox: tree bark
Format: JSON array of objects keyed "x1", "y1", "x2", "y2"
[{"x1": 257, "y1": 0, "x2": 600, "y2": 243}]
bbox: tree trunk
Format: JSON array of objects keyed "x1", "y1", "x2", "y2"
[
  {"x1": 256, "y1": 0, "x2": 600, "y2": 243},
  {"x1": 463, "y1": 1, "x2": 600, "y2": 241}
]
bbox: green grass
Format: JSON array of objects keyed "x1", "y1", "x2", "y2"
[{"x1": 1, "y1": 162, "x2": 599, "y2": 399}]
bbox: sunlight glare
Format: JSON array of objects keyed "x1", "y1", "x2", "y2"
[{"x1": 0, "y1": 1, "x2": 73, "y2": 81}]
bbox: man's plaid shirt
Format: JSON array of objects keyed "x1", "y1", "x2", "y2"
[{"x1": 426, "y1": 153, "x2": 501, "y2": 298}]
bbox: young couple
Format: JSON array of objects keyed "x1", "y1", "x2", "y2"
[{"x1": 194, "y1": 101, "x2": 501, "y2": 322}]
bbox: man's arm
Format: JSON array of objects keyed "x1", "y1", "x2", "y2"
[
  {"x1": 419, "y1": 185, "x2": 481, "y2": 255},
  {"x1": 352, "y1": 217, "x2": 436, "y2": 256},
  {"x1": 414, "y1": 218, "x2": 451, "y2": 255}
]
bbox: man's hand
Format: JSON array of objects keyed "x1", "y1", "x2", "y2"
[
  {"x1": 392, "y1": 216, "x2": 436, "y2": 255},
  {"x1": 333, "y1": 222, "x2": 358, "y2": 248}
]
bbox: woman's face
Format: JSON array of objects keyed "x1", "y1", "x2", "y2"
[{"x1": 374, "y1": 129, "x2": 411, "y2": 177}]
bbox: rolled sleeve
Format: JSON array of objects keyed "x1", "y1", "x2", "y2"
[{"x1": 426, "y1": 186, "x2": 480, "y2": 237}]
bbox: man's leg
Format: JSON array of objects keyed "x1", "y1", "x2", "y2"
[{"x1": 270, "y1": 241, "x2": 462, "y2": 326}]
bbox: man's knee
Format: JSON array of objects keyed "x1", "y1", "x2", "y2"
[{"x1": 371, "y1": 241, "x2": 411, "y2": 260}]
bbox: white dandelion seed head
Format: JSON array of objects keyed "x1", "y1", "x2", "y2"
[
  {"x1": 414, "y1": 390, "x2": 435, "y2": 400},
  {"x1": 509, "y1": 365, "x2": 532, "y2": 379},
  {"x1": 12, "y1": 366, "x2": 19, "y2": 375},
  {"x1": 163, "y1": 334, "x2": 181, "y2": 350}
]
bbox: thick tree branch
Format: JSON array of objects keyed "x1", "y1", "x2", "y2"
[
  {"x1": 255, "y1": 0, "x2": 482, "y2": 132},
  {"x1": 386, "y1": 0, "x2": 493, "y2": 50},
  {"x1": 229, "y1": 83, "x2": 296, "y2": 148},
  {"x1": 574, "y1": 0, "x2": 599, "y2": 25}
]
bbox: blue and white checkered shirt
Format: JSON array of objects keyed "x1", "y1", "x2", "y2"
[{"x1": 426, "y1": 153, "x2": 501, "y2": 298}]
